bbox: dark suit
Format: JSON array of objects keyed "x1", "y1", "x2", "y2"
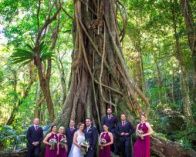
[
  {"x1": 116, "y1": 121, "x2": 134, "y2": 157},
  {"x1": 65, "y1": 127, "x2": 76, "y2": 154},
  {"x1": 102, "y1": 114, "x2": 118, "y2": 153},
  {"x1": 84, "y1": 126, "x2": 98, "y2": 157},
  {"x1": 26, "y1": 125, "x2": 43, "y2": 157},
  {"x1": 101, "y1": 114, "x2": 118, "y2": 133}
]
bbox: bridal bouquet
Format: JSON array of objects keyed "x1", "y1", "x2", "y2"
[
  {"x1": 60, "y1": 138, "x2": 67, "y2": 148},
  {"x1": 49, "y1": 138, "x2": 57, "y2": 150},
  {"x1": 80, "y1": 140, "x2": 89, "y2": 155},
  {"x1": 136, "y1": 130, "x2": 144, "y2": 140}
]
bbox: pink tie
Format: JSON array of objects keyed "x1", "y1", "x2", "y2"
[
  {"x1": 122, "y1": 121, "x2": 125, "y2": 126},
  {"x1": 35, "y1": 126, "x2": 38, "y2": 130}
]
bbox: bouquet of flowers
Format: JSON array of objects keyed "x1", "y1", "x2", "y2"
[
  {"x1": 99, "y1": 138, "x2": 107, "y2": 149},
  {"x1": 80, "y1": 140, "x2": 89, "y2": 155},
  {"x1": 49, "y1": 138, "x2": 57, "y2": 150},
  {"x1": 60, "y1": 138, "x2": 67, "y2": 148},
  {"x1": 136, "y1": 130, "x2": 144, "y2": 140}
]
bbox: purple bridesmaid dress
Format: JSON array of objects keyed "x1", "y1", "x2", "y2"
[
  {"x1": 134, "y1": 123, "x2": 150, "y2": 157},
  {"x1": 57, "y1": 134, "x2": 67, "y2": 157},
  {"x1": 45, "y1": 133, "x2": 58, "y2": 157},
  {"x1": 99, "y1": 132, "x2": 111, "y2": 157}
]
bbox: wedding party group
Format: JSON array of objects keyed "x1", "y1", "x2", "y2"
[{"x1": 26, "y1": 108, "x2": 153, "y2": 157}]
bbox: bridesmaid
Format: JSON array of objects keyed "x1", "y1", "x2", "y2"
[
  {"x1": 57, "y1": 126, "x2": 67, "y2": 157},
  {"x1": 43, "y1": 125, "x2": 58, "y2": 157},
  {"x1": 133, "y1": 113, "x2": 154, "y2": 157},
  {"x1": 99, "y1": 124, "x2": 113, "y2": 157}
]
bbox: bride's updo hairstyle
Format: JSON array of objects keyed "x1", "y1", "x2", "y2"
[{"x1": 77, "y1": 122, "x2": 84, "y2": 129}]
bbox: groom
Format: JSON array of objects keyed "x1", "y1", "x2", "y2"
[{"x1": 84, "y1": 118, "x2": 98, "y2": 157}]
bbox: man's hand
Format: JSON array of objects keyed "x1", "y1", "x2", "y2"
[
  {"x1": 32, "y1": 141, "x2": 39, "y2": 146},
  {"x1": 120, "y1": 132, "x2": 125, "y2": 136}
]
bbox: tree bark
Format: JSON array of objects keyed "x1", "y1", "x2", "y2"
[
  {"x1": 171, "y1": 0, "x2": 194, "y2": 124},
  {"x1": 34, "y1": 83, "x2": 45, "y2": 122},
  {"x1": 32, "y1": 2, "x2": 62, "y2": 122},
  {"x1": 56, "y1": 52, "x2": 67, "y2": 104},
  {"x1": 60, "y1": 0, "x2": 149, "y2": 127},
  {"x1": 180, "y1": 0, "x2": 196, "y2": 104},
  {"x1": 153, "y1": 53, "x2": 164, "y2": 104},
  {"x1": 34, "y1": 54, "x2": 55, "y2": 122}
]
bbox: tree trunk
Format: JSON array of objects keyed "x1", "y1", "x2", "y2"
[
  {"x1": 153, "y1": 53, "x2": 164, "y2": 104},
  {"x1": 180, "y1": 0, "x2": 196, "y2": 104},
  {"x1": 60, "y1": 0, "x2": 149, "y2": 127},
  {"x1": 126, "y1": 31, "x2": 145, "y2": 91},
  {"x1": 151, "y1": 136, "x2": 196, "y2": 157},
  {"x1": 32, "y1": 1, "x2": 61, "y2": 122},
  {"x1": 131, "y1": 41, "x2": 145, "y2": 91},
  {"x1": 6, "y1": 64, "x2": 35, "y2": 125},
  {"x1": 171, "y1": 0, "x2": 194, "y2": 124},
  {"x1": 34, "y1": 83, "x2": 44, "y2": 122},
  {"x1": 56, "y1": 53, "x2": 67, "y2": 104},
  {"x1": 34, "y1": 51, "x2": 55, "y2": 122}
]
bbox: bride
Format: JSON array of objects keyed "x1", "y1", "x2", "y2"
[{"x1": 68, "y1": 123, "x2": 85, "y2": 157}]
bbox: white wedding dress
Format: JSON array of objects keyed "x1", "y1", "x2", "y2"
[{"x1": 68, "y1": 130, "x2": 85, "y2": 157}]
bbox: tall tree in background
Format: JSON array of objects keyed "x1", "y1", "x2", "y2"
[
  {"x1": 60, "y1": 0, "x2": 148, "y2": 126},
  {"x1": 171, "y1": 0, "x2": 194, "y2": 124},
  {"x1": 11, "y1": 0, "x2": 62, "y2": 122},
  {"x1": 180, "y1": 0, "x2": 196, "y2": 104}
]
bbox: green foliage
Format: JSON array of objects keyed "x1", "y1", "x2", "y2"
[
  {"x1": 10, "y1": 42, "x2": 54, "y2": 66},
  {"x1": 0, "y1": 125, "x2": 26, "y2": 151}
]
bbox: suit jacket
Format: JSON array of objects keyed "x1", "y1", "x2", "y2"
[
  {"x1": 65, "y1": 127, "x2": 76, "y2": 147},
  {"x1": 84, "y1": 126, "x2": 98, "y2": 149},
  {"x1": 26, "y1": 125, "x2": 43, "y2": 147},
  {"x1": 101, "y1": 114, "x2": 118, "y2": 133},
  {"x1": 116, "y1": 121, "x2": 134, "y2": 140}
]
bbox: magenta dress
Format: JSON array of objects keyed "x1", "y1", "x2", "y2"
[
  {"x1": 45, "y1": 133, "x2": 58, "y2": 157},
  {"x1": 99, "y1": 132, "x2": 111, "y2": 157},
  {"x1": 57, "y1": 134, "x2": 67, "y2": 157},
  {"x1": 134, "y1": 123, "x2": 150, "y2": 157}
]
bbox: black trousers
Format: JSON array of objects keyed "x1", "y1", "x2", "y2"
[
  {"x1": 117, "y1": 137, "x2": 132, "y2": 157},
  {"x1": 85, "y1": 147, "x2": 96, "y2": 157},
  {"x1": 67, "y1": 143, "x2": 72, "y2": 155},
  {"x1": 27, "y1": 145, "x2": 40, "y2": 157},
  {"x1": 111, "y1": 134, "x2": 117, "y2": 153}
]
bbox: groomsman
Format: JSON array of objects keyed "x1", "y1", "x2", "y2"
[
  {"x1": 66, "y1": 119, "x2": 76, "y2": 154},
  {"x1": 84, "y1": 118, "x2": 98, "y2": 157},
  {"x1": 116, "y1": 114, "x2": 135, "y2": 157},
  {"x1": 101, "y1": 107, "x2": 118, "y2": 134},
  {"x1": 26, "y1": 118, "x2": 43, "y2": 157},
  {"x1": 101, "y1": 107, "x2": 118, "y2": 152}
]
